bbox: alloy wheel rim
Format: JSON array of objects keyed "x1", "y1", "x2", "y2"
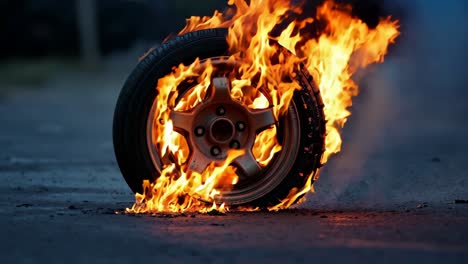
[{"x1": 146, "y1": 57, "x2": 301, "y2": 205}]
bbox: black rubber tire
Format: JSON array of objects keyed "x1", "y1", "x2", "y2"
[{"x1": 113, "y1": 28, "x2": 325, "y2": 208}]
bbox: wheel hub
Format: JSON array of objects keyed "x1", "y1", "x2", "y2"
[
  {"x1": 169, "y1": 76, "x2": 277, "y2": 179},
  {"x1": 209, "y1": 118, "x2": 235, "y2": 143}
]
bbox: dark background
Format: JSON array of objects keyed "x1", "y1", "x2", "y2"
[
  {"x1": 0, "y1": 0, "x2": 225, "y2": 59},
  {"x1": 0, "y1": 0, "x2": 392, "y2": 59}
]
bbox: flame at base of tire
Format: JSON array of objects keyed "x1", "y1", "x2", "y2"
[{"x1": 126, "y1": 0, "x2": 399, "y2": 214}]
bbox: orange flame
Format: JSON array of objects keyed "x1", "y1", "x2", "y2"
[{"x1": 127, "y1": 0, "x2": 399, "y2": 214}]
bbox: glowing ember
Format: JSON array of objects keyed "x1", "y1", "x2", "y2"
[{"x1": 126, "y1": 0, "x2": 400, "y2": 214}]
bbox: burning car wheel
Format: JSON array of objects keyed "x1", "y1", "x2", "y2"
[{"x1": 113, "y1": 28, "x2": 325, "y2": 208}]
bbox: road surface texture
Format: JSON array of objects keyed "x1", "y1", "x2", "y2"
[
  {"x1": 0, "y1": 53, "x2": 467, "y2": 263},
  {"x1": 1, "y1": 4, "x2": 468, "y2": 263}
]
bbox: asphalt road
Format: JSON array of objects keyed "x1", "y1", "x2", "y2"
[{"x1": 1, "y1": 48, "x2": 468, "y2": 264}]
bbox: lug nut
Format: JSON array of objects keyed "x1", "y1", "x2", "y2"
[
  {"x1": 194, "y1": 126, "x2": 205, "y2": 137},
  {"x1": 211, "y1": 146, "x2": 221, "y2": 156},
  {"x1": 216, "y1": 106, "x2": 226, "y2": 116},
  {"x1": 236, "y1": 121, "x2": 246, "y2": 131},
  {"x1": 230, "y1": 140, "x2": 241, "y2": 149}
]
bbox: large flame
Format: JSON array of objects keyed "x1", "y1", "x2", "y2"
[{"x1": 127, "y1": 0, "x2": 399, "y2": 214}]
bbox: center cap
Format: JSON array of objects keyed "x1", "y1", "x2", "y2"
[{"x1": 210, "y1": 118, "x2": 235, "y2": 143}]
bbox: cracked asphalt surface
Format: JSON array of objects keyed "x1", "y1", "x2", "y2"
[{"x1": 1, "y1": 50, "x2": 468, "y2": 264}]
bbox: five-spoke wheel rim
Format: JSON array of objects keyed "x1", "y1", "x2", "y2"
[{"x1": 146, "y1": 58, "x2": 301, "y2": 205}]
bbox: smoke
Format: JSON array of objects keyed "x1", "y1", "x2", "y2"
[
  {"x1": 387, "y1": 0, "x2": 468, "y2": 98},
  {"x1": 305, "y1": 0, "x2": 468, "y2": 208}
]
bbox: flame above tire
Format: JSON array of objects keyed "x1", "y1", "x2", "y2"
[{"x1": 127, "y1": 0, "x2": 400, "y2": 213}]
